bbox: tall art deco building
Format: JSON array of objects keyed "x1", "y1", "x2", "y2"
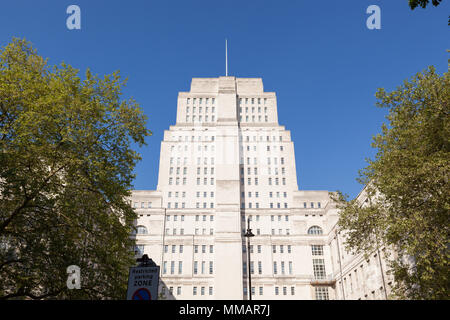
[{"x1": 130, "y1": 76, "x2": 393, "y2": 300}]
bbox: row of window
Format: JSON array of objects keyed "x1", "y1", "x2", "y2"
[
  {"x1": 162, "y1": 261, "x2": 214, "y2": 275},
  {"x1": 168, "y1": 177, "x2": 215, "y2": 186},
  {"x1": 186, "y1": 106, "x2": 215, "y2": 114},
  {"x1": 243, "y1": 214, "x2": 290, "y2": 222},
  {"x1": 171, "y1": 144, "x2": 285, "y2": 154},
  {"x1": 161, "y1": 244, "x2": 323, "y2": 256},
  {"x1": 135, "y1": 225, "x2": 323, "y2": 237},
  {"x1": 170, "y1": 135, "x2": 215, "y2": 142},
  {"x1": 165, "y1": 228, "x2": 214, "y2": 236},
  {"x1": 192, "y1": 286, "x2": 213, "y2": 296},
  {"x1": 241, "y1": 202, "x2": 289, "y2": 209},
  {"x1": 169, "y1": 167, "x2": 216, "y2": 175},
  {"x1": 239, "y1": 115, "x2": 269, "y2": 122},
  {"x1": 168, "y1": 191, "x2": 215, "y2": 199},
  {"x1": 170, "y1": 157, "x2": 216, "y2": 165},
  {"x1": 169, "y1": 157, "x2": 286, "y2": 167},
  {"x1": 133, "y1": 201, "x2": 152, "y2": 208},
  {"x1": 136, "y1": 226, "x2": 323, "y2": 239},
  {"x1": 161, "y1": 286, "x2": 214, "y2": 297},
  {"x1": 239, "y1": 177, "x2": 287, "y2": 186},
  {"x1": 164, "y1": 245, "x2": 214, "y2": 254},
  {"x1": 194, "y1": 261, "x2": 213, "y2": 275},
  {"x1": 241, "y1": 192, "x2": 288, "y2": 200},
  {"x1": 242, "y1": 145, "x2": 285, "y2": 152},
  {"x1": 132, "y1": 200, "x2": 324, "y2": 210},
  {"x1": 166, "y1": 214, "x2": 214, "y2": 222},
  {"x1": 168, "y1": 133, "x2": 283, "y2": 143},
  {"x1": 163, "y1": 261, "x2": 184, "y2": 274},
  {"x1": 240, "y1": 135, "x2": 282, "y2": 142},
  {"x1": 244, "y1": 286, "x2": 328, "y2": 299},
  {"x1": 239, "y1": 97, "x2": 268, "y2": 105},
  {"x1": 171, "y1": 145, "x2": 216, "y2": 153},
  {"x1": 186, "y1": 115, "x2": 216, "y2": 123},
  {"x1": 243, "y1": 228, "x2": 291, "y2": 236},
  {"x1": 167, "y1": 202, "x2": 215, "y2": 209},
  {"x1": 186, "y1": 97, "x2": 215, "y2": 105},
  {"x1": 240, "y1": 157, "x2": 284, "y2": 166},
  {"x1": 239, "y1": 106, "x2": 269, "y2": 114},
  {"x1": 240, "y1": 167, "x2": 286, "y2": 176},
  {"x1": 242, "y1": 261, "x2": 294, "y2": 275},
  {"x1": 303, "y1": 202, "x2": 322, "y2": 209},
  {"x1": 273, "y1": 286, "x2": 295, "y2": 296},
  {"x1": 243, "y1": 244, "x2": 293, "y2": 254}
]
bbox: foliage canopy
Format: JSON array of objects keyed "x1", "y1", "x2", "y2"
[
  {"x1": 333, "y1": 66, "x2": 449, "y2": 299},
  {"x1": 0, "y1": 38, "x2": 151, "y2": 299}
]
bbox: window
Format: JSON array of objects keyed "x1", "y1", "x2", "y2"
[
  {"x1": 193, "y1": 287, "x2": 197, "y2": 296},
  {"x1": 308, "y1": 226, "x2": 323, "y2": 235},
  {"x1": 136, "y1": 225, "x2": 148, "y2": 234},
  {"x1": 311, "y1": 245, "x2": 324, "y2": 256},
  {"x1": 134, "y1": 245, "x2": 144, "y2": 256},
  {"x1": 315, "y1": 287, "x2": 329, "y2": 300},
  {"x1": 313, "y1": 259, "x2": 326, "y2": 280}
]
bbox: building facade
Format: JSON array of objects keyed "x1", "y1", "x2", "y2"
[{"x1": 130, "y1": 76, "x2": 391, "y2": 300}]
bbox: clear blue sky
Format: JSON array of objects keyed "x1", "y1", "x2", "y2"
[{"x1": 1, "y1": 1, "x2": 448, "y2": 198}]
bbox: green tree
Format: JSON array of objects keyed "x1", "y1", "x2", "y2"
[
  {"x1": 408, "y1": 0, "x2": 448, "y2": 25},
  {"x1": 0, "y1": 38, "x2": 151, "y2": 299},
  {"x1": 409, "y1": 0, "x2": 443, "y2": 9},
  {"x1": 333, "y1": 66, "x2": 450, "y2": 299}
]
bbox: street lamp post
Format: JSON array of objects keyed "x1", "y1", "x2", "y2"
[{"x1": 244, "y1": 217, "x2": 255, "y2": 300}]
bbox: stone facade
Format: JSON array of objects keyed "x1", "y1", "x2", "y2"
[{"x1": 130, "y1": 76, "x2": 391, "y2": 300}]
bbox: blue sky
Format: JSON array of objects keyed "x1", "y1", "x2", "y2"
[{"x1": 1, "y1": 1, "x2": 448, "y2": 198}]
